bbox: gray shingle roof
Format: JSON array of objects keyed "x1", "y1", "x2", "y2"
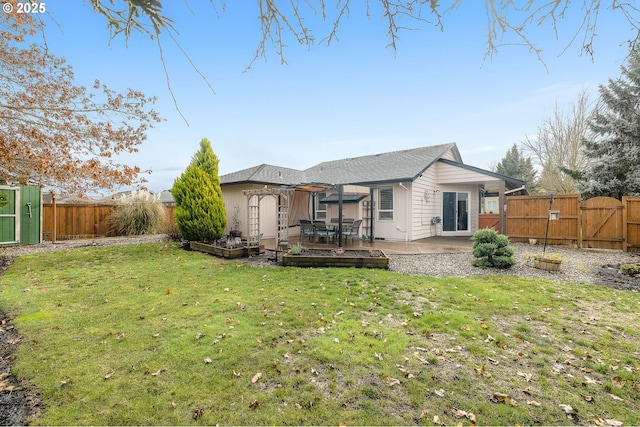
[{"x1": 221, "y1": 143, "x2": 460, "y2": 186}]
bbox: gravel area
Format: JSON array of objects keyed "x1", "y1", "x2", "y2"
[
  {"x1": 2, "y1": 236, "x2": 638, "y2": 291},
  {"x1": 388, "y1": 243, "x2": 640, "y2": 291}
]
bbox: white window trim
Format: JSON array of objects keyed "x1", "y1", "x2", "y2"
[{"x1": 377, "y1": 186, "x2": 394, "y2": 221}]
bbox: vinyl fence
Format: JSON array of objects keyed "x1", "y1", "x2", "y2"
[
  {"x1": 505, "y1": 195, "x2": 640, "y2": 253},
  {"x1": 42, "y1": 204, "x2": 175, "y2": 240}
]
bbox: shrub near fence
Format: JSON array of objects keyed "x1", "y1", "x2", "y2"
[
  {"x1": 42, "y1": 204, "x2": 175, "y2": 240},
  {"x1": 505, "y1": 194, "x2": 640, "y2": 253}
]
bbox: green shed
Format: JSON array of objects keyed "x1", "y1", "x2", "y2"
[{"x1": 0, "y1": 185, "x2": 42, "y2": 246}]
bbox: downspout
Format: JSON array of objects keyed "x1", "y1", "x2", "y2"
[{"x1": 398, "y1": 182, "x2": 410, "y2": 242}]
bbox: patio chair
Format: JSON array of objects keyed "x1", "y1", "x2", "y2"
[
  {"x1": 341, "y1": 219, "x2": 362, "y2": 244},
  {"x1": 313, "y1": 221, "x2": 336, "y2": 244},
  {"x1": 299, "y1": 219, "x2": 315, "y2": 242}
]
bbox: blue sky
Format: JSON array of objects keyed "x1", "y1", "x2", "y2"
[{"x1": 39, "y1": 1, "x2": 637, "y2": 193}]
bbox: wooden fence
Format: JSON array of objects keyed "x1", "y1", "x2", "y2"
[
  {"x1": 505, "y1": 195, "x2": 640, "y2": 253},
  {"x1": 42, "y1": 204, "x2": 175, "y2": 240}
]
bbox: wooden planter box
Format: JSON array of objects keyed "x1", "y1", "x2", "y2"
[
  {"x1": 190, "y1": 241, "x2": 264, "y2": 259},
  {"x1": 282, "y1": 250, "x2": 389, "y2": 269},
  {"x1": 534, "y1": 256, "x2": 562, "y2": 272}
]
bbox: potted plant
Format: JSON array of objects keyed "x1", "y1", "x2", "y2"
[{"x1": 229, "y1": 206, "x2": 242, "y2": 238}]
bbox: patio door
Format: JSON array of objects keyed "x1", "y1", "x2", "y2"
[{"x1": 442, "y1": 192, "x2": 469, "y2": 232}]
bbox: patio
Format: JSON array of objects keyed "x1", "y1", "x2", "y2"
[{"x1": 260, "y1": 235, "x2": 473, "y2": 255}]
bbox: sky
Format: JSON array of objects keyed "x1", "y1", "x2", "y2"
[{"x1": 35, "y1": 1, "x2": 639, "y2": 194}]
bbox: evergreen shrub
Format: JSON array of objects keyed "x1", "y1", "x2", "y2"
[{"x1": 472, "y1": 228, "x2": 516, "y2": 269}]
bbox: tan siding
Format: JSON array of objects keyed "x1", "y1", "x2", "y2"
[
  {"x1": 412, "y1": 168, "x2": 442, "y2": 239},
  {"x1": 436, "y1": 161, "x2": 499, "y2": 184}
]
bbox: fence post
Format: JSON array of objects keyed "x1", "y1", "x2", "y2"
[{"x1": 623, "y1": 196, "x2": 628, "y2": 253}]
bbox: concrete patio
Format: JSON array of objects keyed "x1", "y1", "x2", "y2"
[{"x1": 260, "y1": 235, "x2": 474, "y2": 255}]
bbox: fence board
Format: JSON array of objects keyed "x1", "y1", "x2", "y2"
[
  {"x1": 580, "y1": 196, "x2": 624, "y2": 250},
  {"x1": 42, "y1": 204, "x2": 175, "y2": 240},
  {"x1": 506, "y1": 194, "x2": 580, "y2": 245},
  {"x1": 625, "y1": 196, "x2": 640, "y2": 253}
]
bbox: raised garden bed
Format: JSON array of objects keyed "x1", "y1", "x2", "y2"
[
  {"x1": 190, "y1": 241, "x2": 263, "y2": 259},
  {"x1": 282, "y1": 249, "x2": 389, "y2": 269}
]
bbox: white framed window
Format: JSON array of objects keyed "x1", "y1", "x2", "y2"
[
  {"x1": 315, "y1": 191, "x2": 327, "y2": 220},
  {"x1": 377, "y1": 186, "x2": 394, "y2": 220},
  {"x1": 486, "y1": 200, "x2": 498, "y2": 212}
]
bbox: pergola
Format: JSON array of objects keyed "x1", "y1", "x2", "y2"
[{"x1": 243, "y1": 182, "x2": 350, "y2": 252}]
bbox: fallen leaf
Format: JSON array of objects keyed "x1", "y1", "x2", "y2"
[
  {"x1": 608, "y1": 393, "x2": 624, "y2": 401},
  {"x1": 104, "y1": 371, "x2": 114, "y2": 379},
  {"x1": 527, "y1": 400, "x2": 541, "y2": 407},
  {"x1": 374, "y1": 352, "x2": 384, "y2": 361},
  {"x1": 487, "y1": 357, "x2": 499, "y2": 365},
  {"x1": 517, "y1": 371, "x2": 533, "y2": 382},
  {"x1": 193, "y1": 408, "x2": 204, "y2": 420},
  {"x1": 433, "y1": 415, "x2": 443, "y2": 425},
  {"x1": 491, "y1": 392, "x2": 517, "y2": 406},
  {"x1": 204, "y1": 357, "x2": 212, "y2": 364},
  {"x1": 474, "y1": 365, "x2": 492, "y2": 378},
  {"x1": 382, "y1": 376, "x2": 401, "y2": 386},
  {"x1": 151, "y1": 368, "x2": 166, "y2": 376},
  {"x1": 434, "y1": 389, "x2": 445, "y2": 397},
  {"x1": 559, "y1": 404, "x2": 577, "y2": 419},
  {"x1": 251, "y1": 372, "x2": 262, "y2": 383},
  {"x1": 605, "y1": 419, "x2": 623, "y2": 426},
  {"x1": 195, "y1": 332, "x2": 204, "y2": 340},
  {"x1": 248, "y1": 400, "x2": 260, "y2": 409},
  {"x1": 612, "y1": 376, "x2": 625, "y2": 388}
]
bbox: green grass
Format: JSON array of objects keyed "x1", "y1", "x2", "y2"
[{"x1": 1, "y1": 242, "x2": 639, "y2": 425}]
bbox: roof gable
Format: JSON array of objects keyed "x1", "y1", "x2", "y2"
[{"x1": 221, "y1": 143, "x2": 460, "y2": 186}]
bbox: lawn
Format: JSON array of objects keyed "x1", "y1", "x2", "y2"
[{"x1": 1, "y1": 242, "x2": 639, "y2": 425}]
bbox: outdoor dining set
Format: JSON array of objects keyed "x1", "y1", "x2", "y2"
[{"x1": 299, "y1": 218, "x2": 362, "y2": 244}]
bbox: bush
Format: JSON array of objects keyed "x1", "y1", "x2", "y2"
[
  {"x1": 109, "y1": 199, "x2": 168, "y2": 236},
  {"x1": 163, "y1": 221, "x2": 183, "y2": 241},
  {"x1": 172, "y1": 139, "x2": 226, "y2": 242},
  {"x1": 621, "y1": 263, "x2": 640, "y2": 276},
  {"x1": 472, "y1": 228, "x2": 516, "y2": 269}
]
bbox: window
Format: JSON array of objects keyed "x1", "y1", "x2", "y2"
[
  {"x1": 378, "y1": 186, "x2": 394, "y2": 220},
  {"x1": 486, "y1": 200, "x2": 498, "y2": 212},
  {"x1": 315, "y1": 191, "x2": 327, "y2": 220}
]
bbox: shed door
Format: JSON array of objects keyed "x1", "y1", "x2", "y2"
[{"x1": 0, "y1": 187, "x2": 19, "y2": 245}]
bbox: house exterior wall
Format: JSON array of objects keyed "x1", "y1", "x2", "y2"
[
  {"x1": 411, "y1": 167, "x2": 443, "y2": 240},
  {"x1": 221, "y1": 184, "x2": 278, "y2": 238}
]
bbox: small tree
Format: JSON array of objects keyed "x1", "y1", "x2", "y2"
[
  {"x1": 494, "y1": 144, "x2": 537, "y2": 192},
  {"x1": 171, "y1": 139, "x2": 226, "y2": 241},
  {"x1": 565, "y1": 50, "x2": 640, "y2": 199},
  {"x1": 0, "y1": 193, "x2": 8, "y2": 209},
  {"x1": 472, "y1": 228, "x2": 516, "y2": 269}
]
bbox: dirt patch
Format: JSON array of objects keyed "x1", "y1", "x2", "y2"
[{"x1": 592, "y1": 263, "x2": 640, "y2": 291}]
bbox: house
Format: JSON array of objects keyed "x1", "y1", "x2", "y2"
[{"x1": 219, "y1": 143, "x2": 526, "y2": 242}]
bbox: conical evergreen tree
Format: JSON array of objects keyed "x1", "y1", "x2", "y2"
[
  {"x1": 569, "y1": 50, "x2": 640, "y2": 199},
  {"x1": 494, "y1": 144, "x2": 538, "y2": 191},
  {"x1": 171, "y1": 139, "x2": 226, "y2": 241}
]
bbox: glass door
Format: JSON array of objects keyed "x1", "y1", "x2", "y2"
[{"x1": 442, "y1": 192, "x2": 469, "y2": 232}]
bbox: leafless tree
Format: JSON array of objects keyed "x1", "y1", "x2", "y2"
[{"x1": 520, "y1": 89, "x2": 598, "y2": 193}]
